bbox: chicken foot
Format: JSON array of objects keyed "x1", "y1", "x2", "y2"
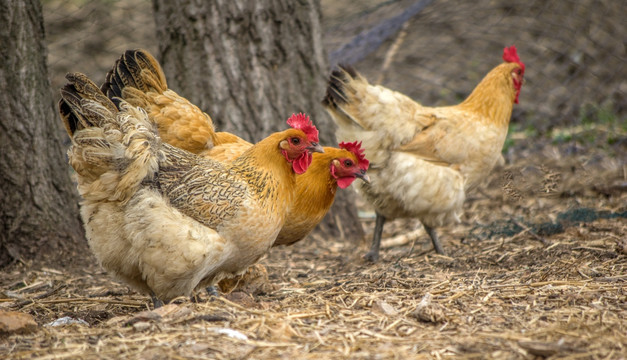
[{"x1": 150, "y1": 291, "x2": 164, "y2": 309}]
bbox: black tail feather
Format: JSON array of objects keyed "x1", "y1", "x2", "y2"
[
  {"x1": 59, "y1": 72, "x2": 117, "y2": 136},
  {"x1": 101, "y1": 49, "x2": 166, "y2": 110},
  {"x1": 322, "y1": 64, "x2": 358, "y2": 108},
  {"x1": 59, "y1": 86, "x2": 82, "y2": 136}
]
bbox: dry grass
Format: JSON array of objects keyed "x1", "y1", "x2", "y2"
[
  {"x1": 1, "y1": 230, "x2": 624, "y2": 359},
  {"x1": 2, "y1": 139, "x2": 625, "y2": 359}
]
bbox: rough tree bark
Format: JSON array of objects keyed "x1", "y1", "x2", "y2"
[
  {"x1": 0, "y1": 0, "x2": 85, "y2": 268},
  {"x1": 151, "y1": 0, "x2": 364, "y2": 242}
]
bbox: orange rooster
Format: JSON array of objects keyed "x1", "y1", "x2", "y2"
[
  {"x1": 101, "y1": 49, "x2": 370, "y2": 247},
  {"x1": 59, "y1": 73, "x2": 323, "y2": 306},
  {"x1": 323, "y1": 46, "x2": 525, "y2": 261}
]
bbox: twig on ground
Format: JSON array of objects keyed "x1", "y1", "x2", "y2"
[
  {"x1": 510, "y1": 217, "x2": 550, "y2": 246},
  {"x1": 12, "y1": 285, "x2": 67, "y2": 308}
]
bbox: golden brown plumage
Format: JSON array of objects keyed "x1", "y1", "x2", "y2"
[
  {"x1": 275, "y1": 146, "x2": 369, "y2": 246},
  {"x1": 60, "y1": 73, "x2": 323, "y2": 305},
  {"x1": 101, "y1": 49, "x2": 370, "y2": 247},
  {"x1": 101, "y1": 50, "x2": 218, "y2": 154},
  {"x1": 323, "y1": 46, "x2": 525, "y2": 261}
]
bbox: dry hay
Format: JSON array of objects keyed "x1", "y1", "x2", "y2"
[
  {"x1": 1, "y1": 229, "x2": 624, "y2": 359},
  {"x1": 1, "y1": 138, "x2": 626, "y2": 359}
]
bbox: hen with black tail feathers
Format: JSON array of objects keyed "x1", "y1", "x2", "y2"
[
  {"x1": 323, "y1": 46, "x2": 525, "y2": 261},
  {"x1": 59, "y1": 72, "x2": 323, "y2": 306},
  {"x1": 100, "y1": 49, "x2": 371, "y2": 248}
]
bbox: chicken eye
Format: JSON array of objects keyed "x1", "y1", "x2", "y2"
[
  {"x1": 344, "y1": 159, "x2": 353, "y2": 167},
  {"x1": 291, "y1": 137, "x2": 301, "y2": 145},
  {"x1": 516, "y1": 68, "x2": 522, "y2": 75}
]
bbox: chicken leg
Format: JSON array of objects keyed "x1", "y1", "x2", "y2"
[
  {"x1": 205, "y1": 286, "x2": 219, "y2": 297},
  {"x1": 364, "y1": 212, "x2": 386, "y2": 262},
  {"x1": 150, "y1": 291, "x2": 164, "y2": 308},
  {"x1": 423, "y1": 224, "x2": 445, "y2": 255},
  {"x1": 365, "y1": 213, "x2": 447, "y2": 262}
]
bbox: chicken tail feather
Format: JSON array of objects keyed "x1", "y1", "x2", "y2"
[
  {"x1": 59, "y1": 73, "x2": 119, "y2": 136},
  {"x1": 60, "y1": 72, "x2": 160, "y2": 203},
  {"x1": 322, "y1": 65, "x2": 371, "y2": 131},
  {"x1": 322, "y1": 64, "x2": 357, "y2": 108},
  {"x1": 101, "y1": 49, "x2": 168, "y2": 109}
]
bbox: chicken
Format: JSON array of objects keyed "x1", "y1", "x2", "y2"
[
  {"x1": 101, "y1": 49, "x2": 370, "y2": 247},
  {"x1": 323, "y1": 46, "x2": 525, "y2": 261},
  {"x1": 58, "y1": 73, "x2": 323, "y2": 305},
  {"x1": 274, "y1": 141, "x2": 369, "y2": 246}
]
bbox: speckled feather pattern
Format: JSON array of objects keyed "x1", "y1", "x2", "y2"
[
  {"x1": 199, "y1": 140, "x2": 361, "y2": 246},
  {"x1": 101, "y1": 50, "x2": 364, "y2": 248},
  {"x1": 62, "y1": 74, "x2": 297, "y2": 303}
]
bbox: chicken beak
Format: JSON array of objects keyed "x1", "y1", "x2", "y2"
[
  {"x1": 307, "y1": 142, "x2": 324, "y2": 154},
  {"x1": 355, "y1": 169, "x2": 370, "y2": 183}
]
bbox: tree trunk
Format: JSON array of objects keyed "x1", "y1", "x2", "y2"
[
  {"x1": 152, "y1": 0, "x2": 364, "y2": 241},
  {"x1": 0, "y1": 0, "x2": 86, "y2": 268}
]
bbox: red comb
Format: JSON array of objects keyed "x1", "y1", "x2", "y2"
[
  {"x1": 287, "y1": 113, "x2": 319, "y2": 143},
  {"x1": 339, "y1": 141, "x2": 369, "y2": 170},
  {"x1": 503, "y1": 45, "x2": 525, "y2": 72}
]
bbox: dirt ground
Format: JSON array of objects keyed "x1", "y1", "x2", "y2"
[
  {"x1": 2, "y1": 0, "x2": 626, "y2": 359},
  {"x1": 3, "y1": 133, "x2": 626, "y2": 359}
]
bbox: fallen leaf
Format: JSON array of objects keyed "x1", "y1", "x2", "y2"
[
  {"x1": 372, "y1": 299, "x2": 398, "y2": 316},
  {"x1": 518, "y1": 339, "x2": 574, "y2": 357},
  {"x1": 0, "y1": 311, "x2": 38, "y2": 335},
  {"x1": 218, "y1": 264, "x2": 275, "y2": 295},
  {"x1": 125, "y1": 304, "x2": 191, "y2": 326},
  {"x1": 410, "y1": 293, "x2": 447, "y2": 323}
]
